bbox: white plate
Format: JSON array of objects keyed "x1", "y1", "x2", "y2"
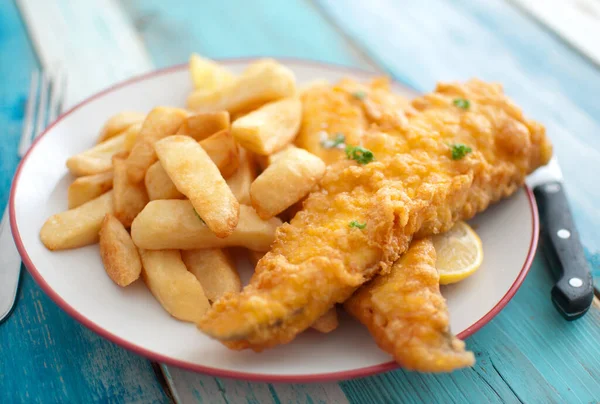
[{"x1": 9, "y1": 59, "x2": 538, "y2": 382}]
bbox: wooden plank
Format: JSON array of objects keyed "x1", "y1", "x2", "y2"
[
  {"x1": 119, "y1": 0, "x2": 375, "y2": 70},
  {"x1": 315, "y1": 0, "x2": 600, "y2": 402},
  {"x1": 315, "y1": 0, "x2": 600, "y2": 290},
  {"x1": 0, "y1": 1, "x2": 168, "y2": 402},
  {"x1": 270, "y1": 382, "x2": 350, "y2": 403},
  {"x1": 163, "y1": 367, "x2": 228, "y2": 404},
  {"x1": 162, "y1": 367, "x2": 353, "y2": 404},
  {"x1": 164, "y1": 366, "x2": 305, "y2": 404},
  {"x1": 0, "y1": 273, "x2": 170, "y2": 403},
  {"x1": 16, "y1": 0, "x2": 152, "y2": 107},
  {"x1": 508, "y1": 0, "x2": 600, "y2": 67}
]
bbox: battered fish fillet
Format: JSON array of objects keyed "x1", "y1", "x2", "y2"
[
  {"x1": 198, "y1": 79, "x2": 552, "y2": 352},
  {"x1": 345, "y1": 238, "x2": 474, "y2": 371},
  {"x1": 301, "y1": 80, "x2": 473, "y2": 370},
  {"x1": 295, "y1": 76, "x2": 416, "y2": 165}
]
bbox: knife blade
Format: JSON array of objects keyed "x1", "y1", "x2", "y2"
[
  {"x1": 0, "y1": 206, "x2": 22, "y2": 323},
  {"x1": 526, "y1": 156, "x2": 594, "y2": 320}
]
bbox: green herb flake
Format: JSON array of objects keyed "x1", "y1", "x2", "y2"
[
  {"x1": 352, "y1": 91, "x2": 367, "y2": 100},
  {"x1": 450, "y1": 143, "x2": 472, "y2": 160},
  {"x1": 193, "y1": 209, "x2": 205, "y2": 223},
  {"x1": 453, "y1": 98, "x2": 470, "y2": 110},
  {"x1": 321, "y1": 133, "x2": 346, "y2": 149},
  {"x1": 349, "y1": 220, "x2": 367, "y2": 229},
  {"x1": 345, "y1": 145, "x2": 375, "y2": 165}
]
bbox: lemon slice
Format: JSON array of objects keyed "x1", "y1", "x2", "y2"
[{"x1": 432, "y1": 221, "x2": 483, "y2": 285}]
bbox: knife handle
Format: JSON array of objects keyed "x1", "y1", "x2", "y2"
[{"x1": 534, "y1": 181, "x2": 594, "y2": 320}]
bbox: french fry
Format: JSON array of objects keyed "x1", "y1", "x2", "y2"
[
  {"x1": 189, "y1": 53, "x2": 236, "y2": 91},
  {"x1": 131, "y1": 201, "x2": 280, "y2": 251},
  {"x1": 98, "y1": 111, "x2": 145, "y2": 143},
  {"x1": 254, "y1": 155, "x2": 270, "y2": 172},
  {"x1": 246, "y1": 249, "x2": 265, "y2": 267},
  {"x1": 181, "y1": 249, "x2": 241, "y2": 302},
  {"x1": 123, "y1": 122, "x2": 142, "y2": 152},
  {"x1": 139, "y1": 249, "x2": 210, "y2": 323},
  {"x1": 66, "y1": 133, "x2": 126, "y2": 176},
  {"x1": 187, "y1": 59, "x2": 296, "y2": 114},
  {"x1": 250, "y1": 147, "x2": 325, "y2": 219},
  {"x1": 145, "y1": 161, "x2": 184, "y2": 200},
  {"x1": 231, "y1": 97, "x2": 302, "y2": 155},
  {"x1": 40, "y1": 191, "x2": 113, "y2": 250},
  {"x1": 68, "y1": 171, "x2": 114, "y2": 209},
  {"x1": 199, "y1": 129, "x2": 240, "y2": 178},
  {"x1": 113, "y1": 154, "x2": 149, "y2": 227},
  {"x1": 254, "y1": 144, "x2": 295, "y2": 171},
  {"x1": 311, "y1": 308, "x2": 339, "y2": 333},
  {"x1": 126, "y1": 107, "x2": 188, "y2": 183},
  {"x1": 176, "y1": 111, "x2": 230, "y2": 141},
  {"x1": 99, "y1": 213, "x2": 142, "y2": 286},
  {"x1": 145, "y1": 132, "x2": 239, "y2": 201},
  {"x1": 154, "y1": 135, "x2": 239, "y2": 238},
  {"x1": 226, "y1": 148, "x2": 256, "y2": 205}
]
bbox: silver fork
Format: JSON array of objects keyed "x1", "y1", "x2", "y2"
[{"x1": 0, "y1": 68, "x2": 66, "y2": 323}]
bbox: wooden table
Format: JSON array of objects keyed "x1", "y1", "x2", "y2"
[{"x1": 1, "y1": 0, "x2": 599, "y2": 402}]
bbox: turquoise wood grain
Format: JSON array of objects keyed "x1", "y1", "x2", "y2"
[
  {"x1": 121, "y1": 0, "x2": 369, "y2": 69},
  {"x1": 317, "y1": 0, "x2": 600, "y2": 290},
  {"x1": 0, "y1": 2, "x2": 168, "y2": 402}
]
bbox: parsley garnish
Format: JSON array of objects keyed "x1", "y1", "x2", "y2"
[
  {"x1": 453, "y1": 98, "x2": 470, "y2": 110},
  {"x1": 450, "y1": 144, "x2": 472, "y2": 160},
  {"x1": 352, "y1": 91, "x2": 367, "y2": 100},
  {"x1": 345, "y1": 145, "x2": 375, "y2": 165},
  {"x1": 193, "y1": 209, "x2": 205, "y2": 223},
  {"x1": 349, "y1": 221, "x2": 367, "y2": 229},
  {"x1": 321, "y1": 133, "x2": 346, "y2": 149}
]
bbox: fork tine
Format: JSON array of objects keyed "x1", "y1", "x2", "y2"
[
  {"x1": 18, "y1": 70, "x2": 39, "y2": 157},
  {"x1": 33, "y1": 71, "x2": 50, "y2": 140},
  {"x1": 46, "y1": 68, "x2": 66, "y2": 129}
]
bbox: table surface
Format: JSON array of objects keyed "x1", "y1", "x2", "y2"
[{"x1": 1, "y1": 0, "x2": 600, "y2": 402}]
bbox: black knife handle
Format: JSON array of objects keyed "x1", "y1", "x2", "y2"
[{"x1": 534, "y1": 181, "x2": 594, "y2": 320}]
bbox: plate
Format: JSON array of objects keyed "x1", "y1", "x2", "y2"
[{"x1": 9, "y1": 59, "x2": 538, "y2": 382}]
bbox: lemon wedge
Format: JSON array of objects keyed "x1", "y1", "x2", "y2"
[{"x1": 432, "y1": 221, "x2": 483, "y2": 285}]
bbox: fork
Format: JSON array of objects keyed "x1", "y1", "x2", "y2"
[{"x1": 0, "y1": 69, "x2": 66, "y2": 323}]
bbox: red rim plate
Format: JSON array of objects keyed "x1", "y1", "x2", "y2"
[{"x1": 9, "y1": 58, "x2": 540, "y2": 382}]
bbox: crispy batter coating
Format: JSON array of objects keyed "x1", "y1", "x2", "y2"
[
  {"x1": 198, "y1": 79, "x2": 552, "y2": 353},
  {"x1": 345, "y1": 238, "x2": 474, "y2": 371},
  {"x1": 295, "y1": 77, "x2": 416, "y2": 165}
]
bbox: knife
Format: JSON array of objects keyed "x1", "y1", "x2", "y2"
[
  {"x1": 527, "y1": 156, "x2": 594, "y2": 320},
  {"x1": 0, "y1": 206, "x2": 22, "y2": 323}
]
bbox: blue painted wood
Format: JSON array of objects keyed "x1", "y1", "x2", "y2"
[
  {"x1": 0, "y1": 1, "x2": 168, "y2": 402},
  {"x1": 121, "y1": 0, "x2": 371, "y2": 70}
]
